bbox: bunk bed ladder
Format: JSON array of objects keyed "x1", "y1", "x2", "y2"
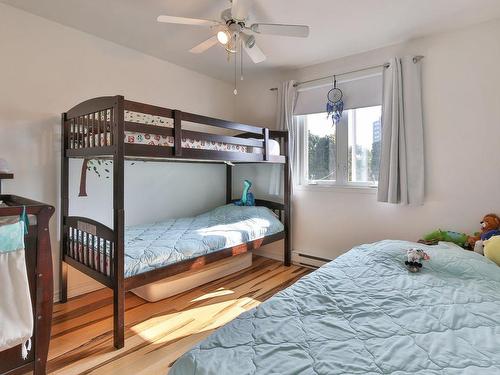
[{"x1": 173, "y1": 110, "x2": 183, "y2": 157}]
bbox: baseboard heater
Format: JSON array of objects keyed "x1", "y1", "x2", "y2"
[{"x1": 292, "y1": 251, "x2": 332, "y2": 269}]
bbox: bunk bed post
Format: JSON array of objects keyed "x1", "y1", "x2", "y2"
[
  {"x1": 263, "y1": 128, "x2": 270, "y2": 161},
  {"x1": 60, "y1": 112, "x2": 69, "y2": 303},
  {"x1": 284, "y1": 133, "x2": 292, "y2": 266},
  {"x1": 226, "y1": 164, "x2": 232, "y2": 204},
  {"x1": 173, "y1": 110, "x2": 182, "y2": 157},
  {"x1": 113, "y1": 95, "x2": 125, "y2": 349}
]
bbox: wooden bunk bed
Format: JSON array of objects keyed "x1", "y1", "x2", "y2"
[{"x1": 59, "y1": 95, "x2": 291, "y2": 349}]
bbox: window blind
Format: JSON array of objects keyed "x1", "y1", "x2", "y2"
[{"x1": 294, "y1": 70, "x2": 383, "y2": 116}]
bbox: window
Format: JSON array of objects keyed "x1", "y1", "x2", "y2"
[{"x1": 298, "y1": 105, "x2": 382, "y2": 187}]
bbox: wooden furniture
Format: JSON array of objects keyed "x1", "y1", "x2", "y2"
[
  {"x1": 59, "y1": 96, "x2": 291, "y2": 349},
  {"x1": 0, "y1": 173, "x2": 14, "y2": 194},
  {"x1": 0, "y1": 195, "x2": 54, "y2": 375}
]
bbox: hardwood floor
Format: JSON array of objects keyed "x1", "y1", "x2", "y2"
[{"x1": 46, "y1": 256, "x2": 311, "y2": 374}]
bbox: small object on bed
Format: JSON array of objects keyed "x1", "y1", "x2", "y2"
[
  {"x1": 233, "y1": 179, "x2": 255, "y2": 206},
  {"x1": 404, "y1": 248, "x2": 430, "y2": 272},
  {"x1": 420, "y1": 229, "x2": 468, "y2": 248},
  {"x1": 467, "y1": 213, "x2": 500, "y2": 249},
  {"x1": 484, "y1": 235, "x2": 500, "y2": 265}
]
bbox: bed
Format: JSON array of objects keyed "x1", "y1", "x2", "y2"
[
  {"x1": 72, "y1": 204, "x2": 284, "y2": 278},
  {"x1": 170, "y1": 240, "x2": 500, "y2": 375},
  {"x1": 61, "y1": 95, "x2": 291, "y2": 348}
]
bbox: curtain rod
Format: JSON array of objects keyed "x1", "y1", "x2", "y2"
[{"x1": 269, "y1": 55, "x2": 424, "y2": 91}]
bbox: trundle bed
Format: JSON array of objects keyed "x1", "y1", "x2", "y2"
[{"x1": 59, "y1": 96, "x2": 290, "y2": 349}]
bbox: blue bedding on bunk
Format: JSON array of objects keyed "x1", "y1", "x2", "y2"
[
  {"x1": 169, "y1": 240, "x2": 500, "y2": 375},
  {"x1": 124, "y1": 204, "x2": 283, "y2": 277}
]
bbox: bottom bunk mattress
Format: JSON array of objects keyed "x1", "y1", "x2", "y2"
[
  {"x1": 170, "y1": 240, "x2": 500, "y2": 375},
  {"x1": 124, "y1": 204, "x2": 283, "y2": 278}
]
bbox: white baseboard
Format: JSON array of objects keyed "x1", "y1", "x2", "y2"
[{"x1": 291, "y1": 251, "x2": 332, "y2": 269}]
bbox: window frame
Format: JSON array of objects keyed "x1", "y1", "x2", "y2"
[{"x1": 298, "y1": 108, "x2": 380, "y2": 190}]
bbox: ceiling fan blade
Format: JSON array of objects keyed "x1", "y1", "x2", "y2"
[
  {"x1": 244, "y1": 43, "x2": 266, "y2": 64},
  {"x1": 189, "y1": 36, "x2": 219, "y2": 54},
  {"x1": 231, "y1": 0, "x2": 253, "y2": 21},
  {"x1": 157, "y1": 15, "x2": 219, "y2": 27},
  {"x1": 251, "y1": 23, "x2": 309, "y2": 38}
]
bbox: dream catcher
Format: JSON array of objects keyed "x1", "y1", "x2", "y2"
[{"x1": 326, "y1": 76, "x2": 344, "y2": 125}]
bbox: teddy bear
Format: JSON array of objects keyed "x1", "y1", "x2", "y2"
[{"x1": 467, "y1": 214, "x2": 500, "y2": 254}]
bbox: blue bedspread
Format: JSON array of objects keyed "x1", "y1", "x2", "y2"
[
  {"x1": 170, "y1": 240, "x2": 500, "y2": 374},
  {"x1": 124, "y1": 205, "x2": 283, "y2": 277}
]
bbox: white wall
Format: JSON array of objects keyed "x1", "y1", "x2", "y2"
[
  {"x1": 4, "y1": 2, "x2": 498, "y2": 296},
  {"x1": 237, "y1": 18, "x2": 500, "y2": 261},
  {"x1": 0, "y1": 4, "x2": 237, "y2": 298}
]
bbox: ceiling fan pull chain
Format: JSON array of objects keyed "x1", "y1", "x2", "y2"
[
  {"x1": 240, "y1": 39, "x2": 244, "y2": 81},
  {"x1": 234, "y1": 48, "x2": 238, "y2": 95}
]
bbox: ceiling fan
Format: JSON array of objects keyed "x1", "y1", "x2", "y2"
[{"x1": 157, "y1": 0, "x2": 310, "y2": 64}]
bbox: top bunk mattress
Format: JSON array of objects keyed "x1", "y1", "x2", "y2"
[
  {"x1": 124, "y1": 204, "x2": 284, "y2": 277},
  {"x1": 170, "y1": 240, "x2": 500, "y2": 375}
]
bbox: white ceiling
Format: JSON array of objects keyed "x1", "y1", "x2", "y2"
[{"x1": 3, "y1": 0, "x2": 500, "y2": 82}]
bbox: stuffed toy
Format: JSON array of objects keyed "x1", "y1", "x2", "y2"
[
  {"x1": 234, "y1": 180, "x2": 255, "y2": 207},
  {"x1": 484, "y1": 236, "x2": 500, "y2": 266},
  {"x1": 405, "y1": 248, "x2": 430, "y2": 273},
  {"x1": 421, "y1": 229, "x2": 468, "y2": 248},
  {"x1": 467, "y1": 214, "x2": 500, "y2": 254}
]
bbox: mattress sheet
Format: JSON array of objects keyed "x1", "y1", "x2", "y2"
[{"x1": 124, "y1": 204, "x2": 284, "y2": 277}]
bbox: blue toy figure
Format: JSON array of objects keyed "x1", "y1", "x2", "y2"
[{"x1": 234, "y1": 180, "x2": 255, "y2": 206}]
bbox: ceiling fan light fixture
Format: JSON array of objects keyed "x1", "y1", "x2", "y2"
[
  {"x1": 217, "y1": 29, "x2": 231, "y2": 45},
  {"x1": 157, "y1": 0, "x2": 310, "y2": 92}
]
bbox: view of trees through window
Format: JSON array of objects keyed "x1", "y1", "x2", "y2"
[
  {"x1": 305, "y1": 106, "x2": 382, "y2": 185},
  {"x1": 307, "y1": 113, "x2": 336, "y2": 182}
]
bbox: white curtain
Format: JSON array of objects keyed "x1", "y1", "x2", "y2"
[
  {"x1": 377, "y1": 56, "x2": 424, "y2": 205},
  {"x1": 269, "y1": 80, "x2": 298, "y2": 196}
]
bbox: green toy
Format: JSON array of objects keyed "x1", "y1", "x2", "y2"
[
  {"x1": 422, "y1": 229, "x2": 469, "y2": 248},
  {"x1": 234, "y1": 180, "x2": 255, "y2": 207}
]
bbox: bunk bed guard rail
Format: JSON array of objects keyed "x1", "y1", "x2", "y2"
[{"x1": 62, "y1": 95, "x2": 285, "y2": 163}]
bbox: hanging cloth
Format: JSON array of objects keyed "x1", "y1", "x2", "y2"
[{"x1": 0, "y1": 207, "x2": 33, "y2": 359}]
